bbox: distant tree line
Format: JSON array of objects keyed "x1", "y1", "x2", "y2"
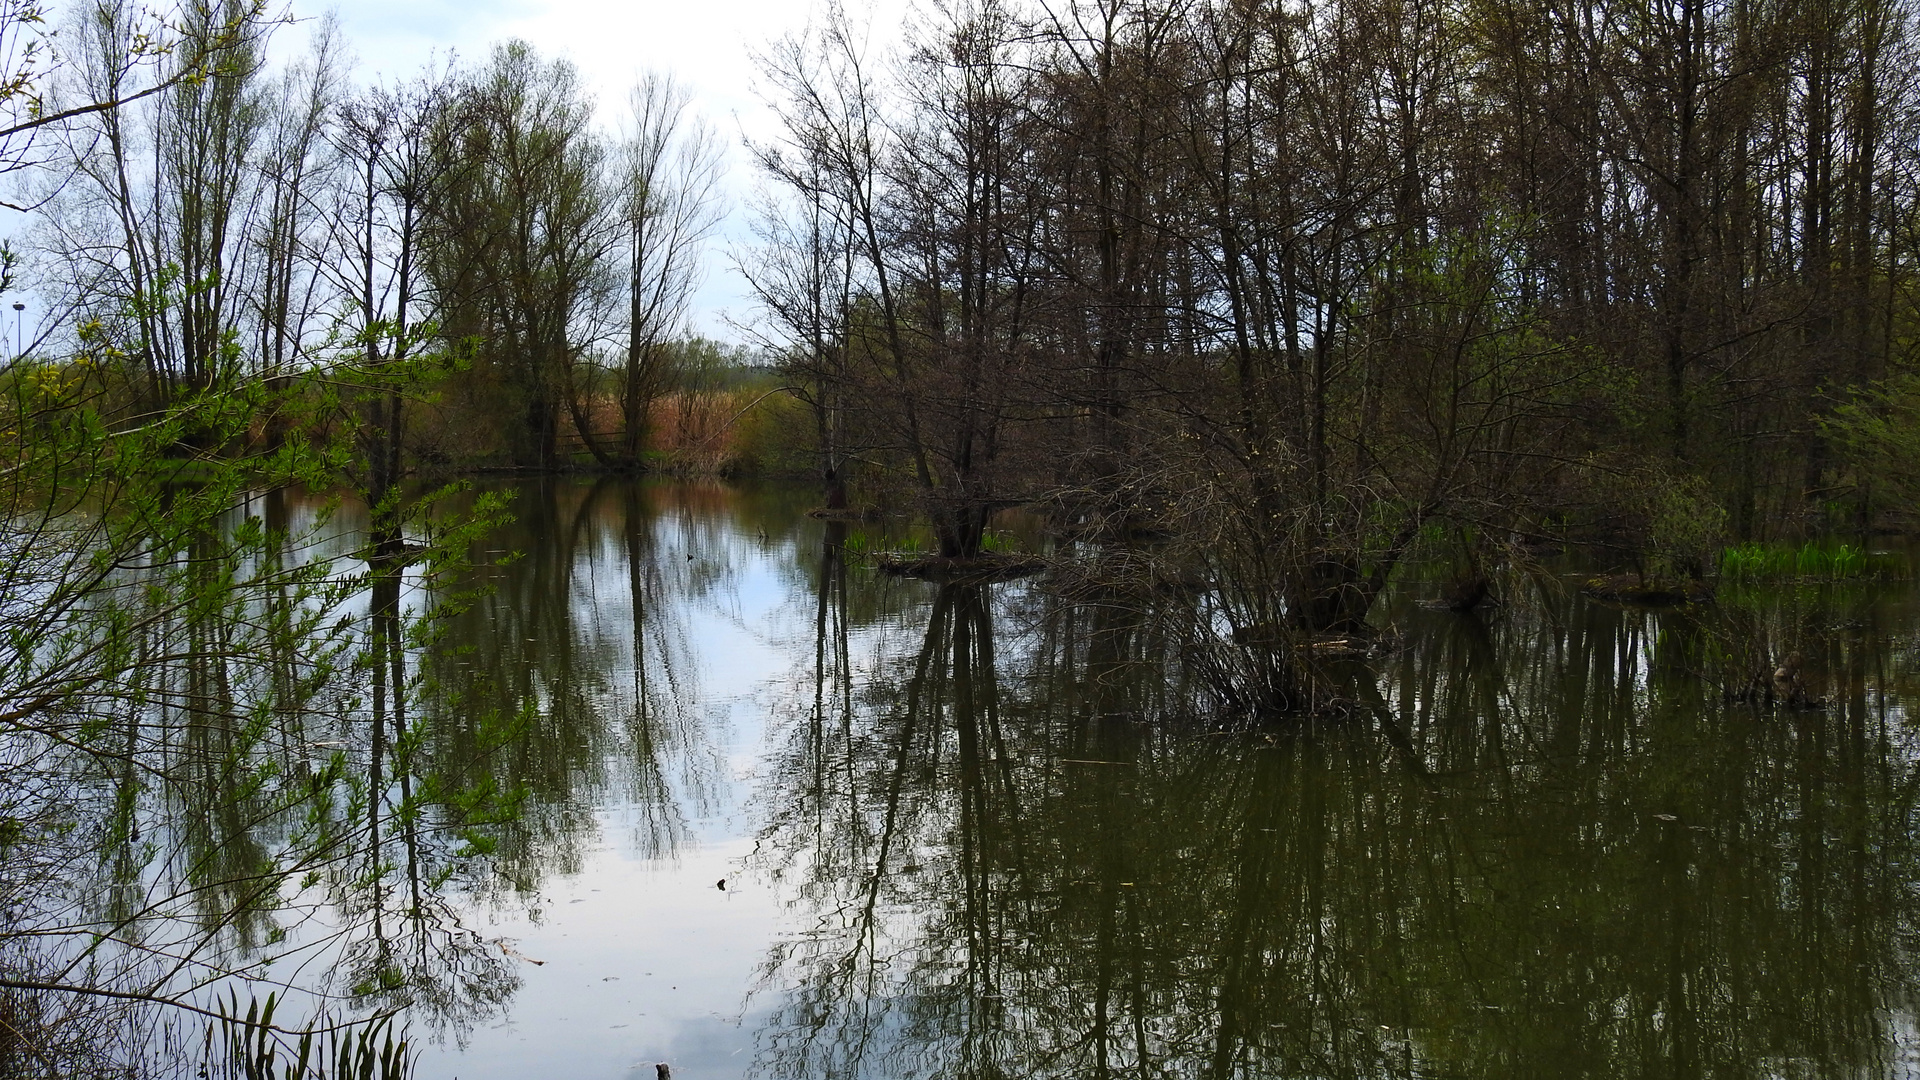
[{"x1": 29, "y1": 2, "x2": 726, "y2": 503}]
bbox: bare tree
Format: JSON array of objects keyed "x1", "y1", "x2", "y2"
[
  {"x1": 43, "y1": 0, "x2": 284, "y2": 408},
  {"x1": 575, "y1": 71, "x2": 724, "y2": 469},
  {"x1": 328, "y1": 64, "x2": 464, "y2": 543},
  {"x1": 752, "y1": 1, "x2": 1052, "y2": 557},
  {"x1": 249, "y1": 14, "x2": 345, "y2": 375}
]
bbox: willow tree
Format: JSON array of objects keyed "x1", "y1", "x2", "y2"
[{"x1": 426, "y1": 40, "x2": 615, "y2": 469}]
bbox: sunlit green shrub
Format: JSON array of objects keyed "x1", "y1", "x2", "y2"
[
  {"x1": 979, "y1": 529, "x2": 1023, "y2": 554},
  {"x1": 721, "y1": 387, "x2": 814, "y2": 476}
]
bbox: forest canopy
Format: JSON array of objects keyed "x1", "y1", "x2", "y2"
[{"x1": 0, "y1": 0, "x2": 1909, "y2": 727}]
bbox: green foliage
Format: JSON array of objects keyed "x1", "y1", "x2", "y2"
[
  {"x1": 884, "y1": 533, "x2": 927, "y2": 556},
  {"x1": 0, "y1": 272, "x2": 518, "y2": 1063},
  {"x1": 837, "y1": 528, "x2": 932, "y2": 559},
  {"x1": 726, "y1": 386, "x2": 814, "y2": 476},
  {"x1": 1645, "y1": 471, "x2": 1729, "y2": 581},
  {"x1": 424, "y1": 39, "x2": 607, "y2": 469},
  {"x1": 1719, "y1": 541, "x2": 1887, "y2": 580},
  {"x1": 1824, "y1": 372, "x2": 1920, "y2": 513},
  {"x1": 658, "y1": 336, "x2": 759, "y2": 394},
  {"x1": 979, "y1": 529, "x2": 1022, "y2": 554}
]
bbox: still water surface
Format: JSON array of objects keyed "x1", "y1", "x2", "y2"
[{"x1": 361, "y1": 479, "x2": 1920, "y2": 1078}]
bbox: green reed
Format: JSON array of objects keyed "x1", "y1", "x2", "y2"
[{"x1": 1718, "y1": 541, "x2": 1891, "y2": 581}]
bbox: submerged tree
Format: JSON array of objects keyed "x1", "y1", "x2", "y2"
[
  {"x1": 751, "y1": 2, "x2": 1057, "y2": 558},
  {"x1": 748, "y1": 0, "x2": 1920, "y2": 710}
]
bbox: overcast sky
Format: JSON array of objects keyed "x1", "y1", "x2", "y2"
[{"x1": 309, "y1": 0, "x2": 911, "y2": 343}]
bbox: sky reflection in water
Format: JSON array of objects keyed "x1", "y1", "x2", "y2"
[{"x1": 396, "y1": 478, "x2": 1920, "y2": 1079}]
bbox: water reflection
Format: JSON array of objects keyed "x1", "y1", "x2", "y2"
[
  {"x1": 422, "y1": 479, "x2": 749, "y2": 891},
  {"x1": 751, "y1": 527, "x2": 1920, "y2": 1079},
  {"x1": 3, "y1": 477, "x2": 764, "y2": 1066},
  {"x1": 17, "y1": 478, "x2": 1920, "y2": 1077}
]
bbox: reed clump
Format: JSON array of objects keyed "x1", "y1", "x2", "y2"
[{"x1": 1718, "y1": 541, "x2": 1898, "y2": 581}]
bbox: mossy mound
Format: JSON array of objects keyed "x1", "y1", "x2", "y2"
[
  {"x1": 875, "y1": 553, "x2": 1047, "y2": 583},
  {"x1": 1581, "y1": 574, "x2": 1713, "y2": 606}
]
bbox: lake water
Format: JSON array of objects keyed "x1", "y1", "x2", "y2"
[
  {"x1": 391, "y1": 478, "x2": 1920, "y2": 1079},
  {"x1": 22, "y1": 477, "x2": 1920, "y2": 1078}
]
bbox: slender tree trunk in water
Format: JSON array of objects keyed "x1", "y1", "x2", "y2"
[
  {"x1": 365, "y1": 556, "x2": 406, "y2": 953},
  {"x1": 935, "y1": 502, "x2": 990, "y2": 559},
  {"x1": 358, "y1": 142, "x2": 406, "y2": 544},
  {"x1": 824, "y1": 467, "x2": 848, "y2": 512},
  {"x1": 623, "y1": 224, "x2": 649, "y2": 468},
  {"x1": 525, "y1": 343, "x2": 560, "y2": 469},
  {"x1": 1082, "y1": 600, "x2": 1140, "y2": 1077},
  {"x1": 383, "y1": 564, "x2": 423, "y2": 918}
]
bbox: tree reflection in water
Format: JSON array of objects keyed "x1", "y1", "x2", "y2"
[
  {"x1": 751, "y1": 550, "x2": 1920, "y2": 1080},
  {"x1": 14, "y1": 480, "x2": 1919, "y2": 1075},
  {"x1": 417, "y1": 478, "x2": 733, "y2": 896},
  {"x1": 0, "y1": 478, "x2": 748, "y2": 1063},
  {"x1": 0, "y1": 485, "x2": 526, "y2": 1064}
]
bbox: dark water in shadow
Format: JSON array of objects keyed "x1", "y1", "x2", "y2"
[{"x1": 15, "y1": 477, "x2": 1919, "y2": 1078}]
